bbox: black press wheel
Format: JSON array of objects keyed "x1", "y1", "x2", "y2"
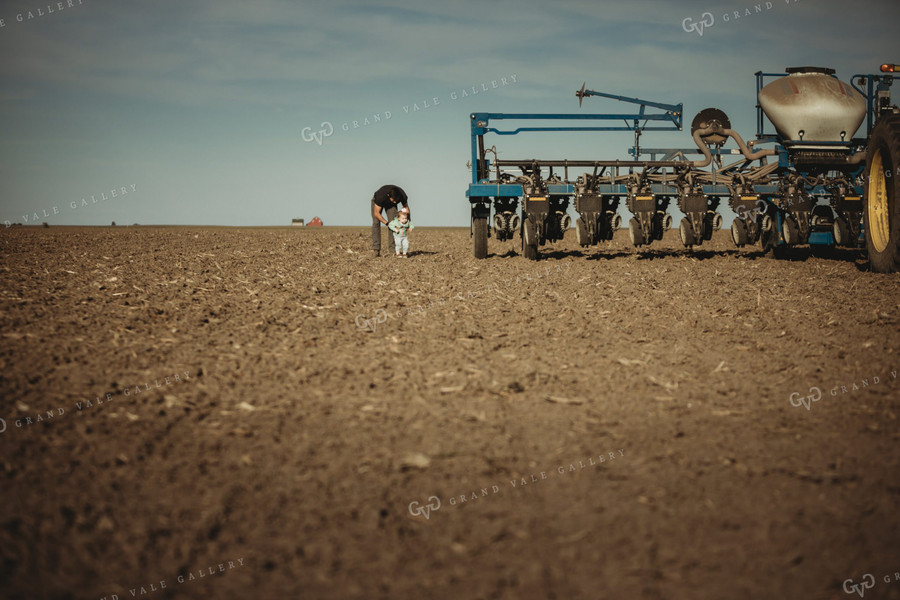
[
  {"x1": 781, "y1": 215, "x2": 800, "y2": 246},
  {"x1": 628, "y1": 218, "x2": 644, "y2": 247},
  {"x1": 576, "y1": 217, "x2": 589, "y2": 247},
  {"x1": 702, "y1": 214, "x2": 717, "y2": 241},
  {"x1": 473, "y1": 216, "x2": 488, "y2": 259},
  {"x1": 679, "y1": 219, "x2": 695, "y2": 248},
  {"x1": 731, "y1": 219, "x2": 748, "y2": 247},
  {"x1": 864, "y1": 113, "x2": 900, "y2": 273},
  {"x1": 522, "y1": 217, "x2": 539, "y2": 260},
  {"x1": 763, "y1": 226, "x2": 790, "y2": 259},
  {"x1": 761, "y1": 225, "x2": 778, "y2": 255},
  {"x1": 833, "y1": 217, "x2": 850, "y2": 247}
]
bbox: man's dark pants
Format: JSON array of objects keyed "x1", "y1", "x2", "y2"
[{"x1": 371, "y1": 199, "x2": 398, "y2": 255}]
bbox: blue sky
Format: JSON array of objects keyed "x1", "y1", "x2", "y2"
[{"x1": 0, "y1": 0, "x2": 897, "y2": 226}]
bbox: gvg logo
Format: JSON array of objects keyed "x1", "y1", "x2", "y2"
[
  {"x1": 682, "y1": 12, "x2": 714, "y2": 36},
  {"x1": 301, "y1": 121, "x2": 334, "y2": 146},
  {"x1": 408, "y1": 496, "x2": 441, "y2": 520},
  {"x1": 789, "y1": 386, "x2": 822, "y2": 411},
  {"x1": 355, "y1": 308, "x2": 387, "y2": 333},
  {"x1": 843, "y1": 574, "x2": 875, "y2": 597},
  {"x1": 735, "y1": 198, "x2": 769, "y2": 221},
  {"x1": 790, "y1": 369, "x2": 894, "y2": 411}
]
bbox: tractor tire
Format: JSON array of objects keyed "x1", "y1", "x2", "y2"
[
  {"x1": 576, "y1": 217, "x2": 589, "y2": 247},
  {"x1": 864, "y1": 113, "x2": 900, "y2": 273},
  {"x1": 522, "y1": 218, "x2": 539, "y2": 260},
  {"x1": 628, "y1": 218, "x2": 644, "y2": 247},
  {"x1": 473, "y1": 216, "x2": 488, "y2": 259},
  {"x1": 679, "y1": 219, "x2": 695, "y2": 247},
  {"x1": 731, "y1": 219, "x2": 748, "y2": 247}
]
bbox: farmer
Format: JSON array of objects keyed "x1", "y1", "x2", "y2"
[{"x1": 371, "y1": 184, "x2": 410, "y2": 257}]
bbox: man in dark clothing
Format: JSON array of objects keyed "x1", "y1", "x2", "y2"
[{"x1": 371, "y1": 184, "x2": 410, "y2": 256}]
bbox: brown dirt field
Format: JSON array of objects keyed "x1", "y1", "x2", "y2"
[{"x1": 1, "y1": 225, "x2": 899, "y2": 600}]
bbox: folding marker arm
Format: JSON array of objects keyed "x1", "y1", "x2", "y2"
[{"x1": 576, "y1": 82, "x2": 683, "y2": 123}]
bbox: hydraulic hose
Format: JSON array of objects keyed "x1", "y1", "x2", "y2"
[
  {"x1": 691, "y1": 126, "x2": 777, "y2": 167},
  {"x1": 721, "y1": 129, "x2": 777, "y2": 161},
  {"x1": 691, "y1": 127, "x2": 716, "y2": 168},
  {"x1": 846, "y1": 151, "x2": 866, "y2": 165}
]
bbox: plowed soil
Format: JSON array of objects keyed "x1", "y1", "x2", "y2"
[{"x1": 1, "y1": 226, "x2": 899, "y2": 600}]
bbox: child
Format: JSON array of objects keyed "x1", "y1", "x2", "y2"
[{"x1": 388, "y1": 207, "x2": 414, "y2": 257}]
